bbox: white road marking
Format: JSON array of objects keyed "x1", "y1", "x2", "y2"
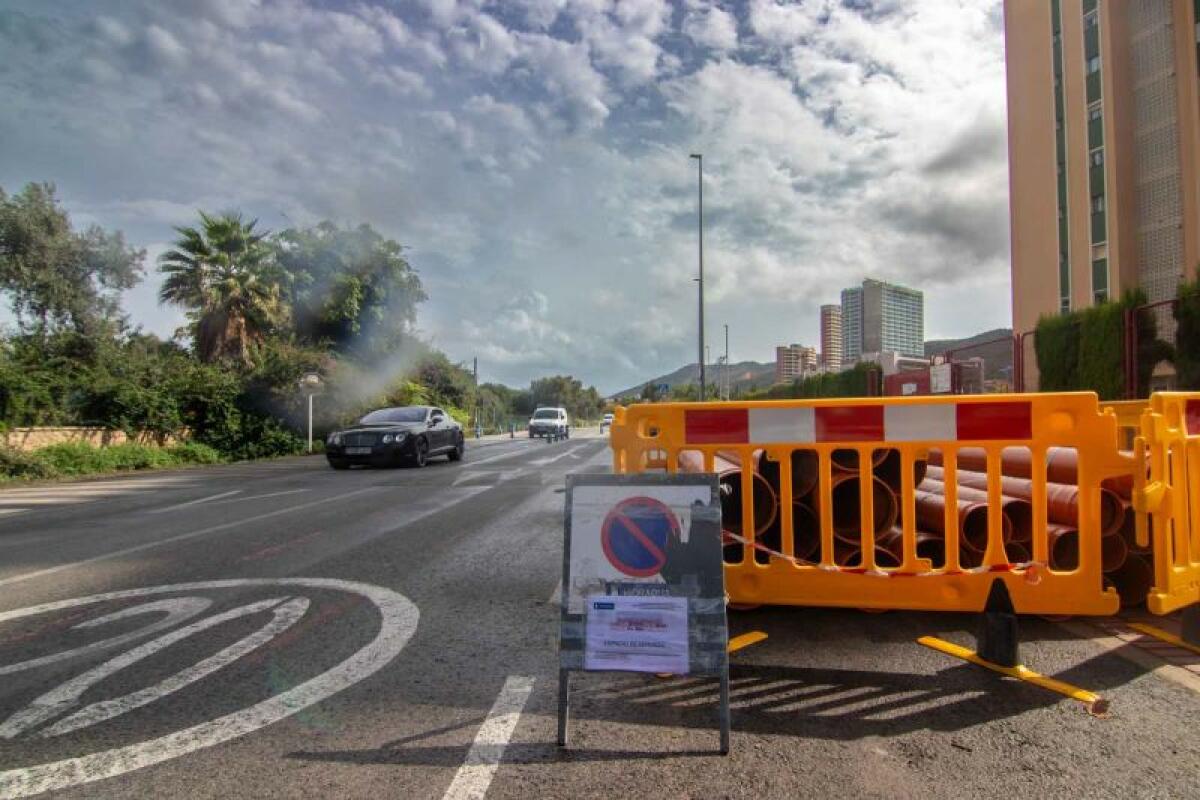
[
  {"x1": 0, "y1": 487, "x2": 379, "y2": 589},
  {"x1": 148, "y1": 490, "x2": 242, "y2": 514},
  {"x1": 0, "y1": 597, "x2": 213, "y2": 677},
  {"x1": 529, "y1": 445, "x2": 588, "y2": 467},
  {"x1": 0, "y1": 578, "x2": 419, "y2": 798},
  {"x1": 462, "y1": 443, "x2": 537, "y2": 468},
  {"x1": 213, "y1": 488, "x2": 308, "y2": 505},
  {"x1": 41, "y1": 598, "x2": 311, "y2": 738},
  {"x1": 441, "y1": 676, "x2": 535, "y2": 800},
  {"x1": 0, "y1": 509, "x2": 29, "y2": 517}
]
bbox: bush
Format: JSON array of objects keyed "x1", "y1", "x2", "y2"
[
  {"x1": 0, "y1": 446, "x2": 57, "y2": 480},
  {"x1": 1034, "y1": 311, "x2": 1080, "y2": 391},
  {"x1": 1176, "y1": 278, "x2": 1200, "y2": 388},
  {"x1": 166, "y1": 441, "x2": 224, "y2": 464}
]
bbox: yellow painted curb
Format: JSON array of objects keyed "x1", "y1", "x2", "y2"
[{"x1": 917, "y1": 635, "x2": 1109, "y2": 715}]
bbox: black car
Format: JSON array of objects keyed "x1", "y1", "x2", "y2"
[{"x1": 325, "y1": 406, "x2": 464, "y2": 469}]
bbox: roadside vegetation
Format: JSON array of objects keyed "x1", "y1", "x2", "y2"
[{"x1": 0, "y1": 182, "x2": 603, "y2": 481}]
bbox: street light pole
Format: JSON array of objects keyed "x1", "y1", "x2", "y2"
[
  {"x1": 689, "y1": 153, "x2": 705, "y2": 402},
  {"x1": 724, "y1": 323, "x2": 729, "y2": 400}
]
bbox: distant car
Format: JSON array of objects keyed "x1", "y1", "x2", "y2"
[
  {"x1": 326, "y1": 406, "x2": 463, "y2": 469},
  {"x1": 601, "y1": 413, "x2": 614, "y2": 429},
  {"x1": 528, "y1": 407, "x2": 569, "y2": 440}
]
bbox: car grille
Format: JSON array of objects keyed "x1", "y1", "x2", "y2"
[{"x1": 343, "y1": 433, "x2": 378, "y2": 447}]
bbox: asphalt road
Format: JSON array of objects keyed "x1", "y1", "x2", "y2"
[{"x1": 0, "y1": 430, "x2": 1198, "y2": 799}]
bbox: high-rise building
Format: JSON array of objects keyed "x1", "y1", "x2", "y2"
[
  {"x1": 1006, "y1": 1, "x2": 1200, "y2": 362},
  {"x1": 775, "y1": 344, "x2": 818, "y2": 382},
  {"x1": 841, "y1": 287, "x2": 864, "y2": 364},
  {"x1": 820, "y1": 304, "x2": 843, "y2": 370},
  {"x1": 840, "y1": 279, "x2": 925, "y2": 362}
]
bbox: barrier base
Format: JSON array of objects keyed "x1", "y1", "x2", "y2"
[
  {"x1": 918, "y1": 636, "x2": 1109, "y2": 715},
  {"x1": 1128, "y1": 622, "x2": 1200, "y2": 657},
  {"x1": 1181, "y1": 605, "x2": 1200, "y2": 647},
  {"x1": 976, "y1": 579, "x2": 1019, "y2": 667}
]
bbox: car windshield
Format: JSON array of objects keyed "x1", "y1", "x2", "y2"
[
  {"x1": 533, "y1": 409, "x2": 559, "y2": 419},
  {"x1": 358, "y1": 408, "x2": 427, "y2": 424}
]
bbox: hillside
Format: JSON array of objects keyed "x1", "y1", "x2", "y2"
[
  {"x1": 924, "y1": 328, "x2": 1013, "y2": 380},
  {"x1": 610, "y1": 360, "x2": 775, "y2": 399},
  {"x1": 614, "y1": 328, "x2": 1015, "y2": 399}
]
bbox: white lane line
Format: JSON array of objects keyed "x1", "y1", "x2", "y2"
[
  {"x1": 0, "y1": 487, "x2": 379, "y2": 589},
  {"x1": 442, "y1": 676, "x2": 535, "y2": 800},
  {"x1": 148, "y1": 490, "x2": 242, "y2": 514},
  {"x1": 462, "y1": 443, "x2": 537, "y2": 469},
  {"x1": 529, "y1": 443, "x2": 590, "y2": 467},
  {"x1": 213, "y1": 488, "x2": 307, "y2": 505},
  {"x1": 0, "y1": 509, "x2": 30, "y2": 517}
]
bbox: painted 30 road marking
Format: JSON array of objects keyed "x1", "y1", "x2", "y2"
[{"x1": 0, "y1": 578, "x2": 419, "y2": 799}]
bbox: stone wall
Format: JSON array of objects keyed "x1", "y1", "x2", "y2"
[{"x1": 2, "y1": 427, "x2": 183, "y2": 452}]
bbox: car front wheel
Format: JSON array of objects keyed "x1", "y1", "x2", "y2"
[
  {"x1": 411, "y1": 437, "x2": 428, "y2": 468},
  {"x1": 328, "y1": 458, "x2": 350, "y2": 470},
  {"x1": 448, "y1": 433, "x2": 464, "y2": 461}
]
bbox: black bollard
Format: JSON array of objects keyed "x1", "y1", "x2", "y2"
[{"x1": 976, "y1": 579, "x2": 1019, "y2": 667}]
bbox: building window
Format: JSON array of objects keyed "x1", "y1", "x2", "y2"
[
  {"x1": 1088, "y1": 56, "x2": 1101, "y2": 73},
  {"x1": 1084, "y1": 10, "x2": 1098, "y2": 29},
  {"x1": 1088, "y1": 104, "x2": 1102, "y2": 121},
  {"x1": 1060, "y1": 297, "x2": 1071, "y2": 314},
  {"x1": 1090, "y1": 148, "x2": 1104, "y2": 166},
  {"x1": 1091, "y1": 194, "x2": 1106, "y2": 213}
]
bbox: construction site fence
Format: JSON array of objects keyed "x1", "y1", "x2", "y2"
[{"x1": 608, "y1": 392, "x2": 1200, "y2": 616}]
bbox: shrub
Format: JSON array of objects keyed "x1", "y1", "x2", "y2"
[
  {"x1": 167, "y1": 442, "x2": 224, "y2": 464},
  {"x1": 0, "y1": 446, "x2": 58, "y2": 480},
  {"x1": 1034, "y1": 311, "x2": 1080, "y2": 391}
]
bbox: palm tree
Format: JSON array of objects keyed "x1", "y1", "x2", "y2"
[{"x1": 158, "y1": 212, "x2": 287, "y2": 364}]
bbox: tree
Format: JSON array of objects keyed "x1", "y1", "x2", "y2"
[
  {"x1": 0, "y1": 182, "x2": 144, "y2": 336},
  {"x1": 158, "y1": 211, "x2": 288, "y2": 365},
  {"x1": 272, "y1": 222, "x2": 426, "y2": 356}
]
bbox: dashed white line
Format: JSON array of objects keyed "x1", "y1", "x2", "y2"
[
  {"x1": 148, "y1": 490, "x2": 242, "y2": 514},
  {"x1": 0, "y1": 487, "x2": 379, "y2": 589},
  {"x1": 213, "y1": 488, "x2": 307, "y2": 505},
  {"x1": 442, "y1": 676, "x2": 535, "y2": 800}
]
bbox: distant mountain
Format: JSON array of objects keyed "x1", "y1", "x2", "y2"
[
  {"x1": 613, "y1": 328, "x2": 1015, "y2": 400},
  {"x1": 924, "y1": 328, "x2": 1013, "y2": 379},
  {"x1": 610, "y1": 360, "x2": 776, "y2": 400}
]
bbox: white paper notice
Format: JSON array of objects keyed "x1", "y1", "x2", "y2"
[{"x1": 583, "y1": 595, "x2": 689, "y2": 674}]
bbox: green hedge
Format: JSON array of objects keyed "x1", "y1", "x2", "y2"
[
  {"x1": 1034, "y1": 311, "x2": 1080, "y2": 392},
  {"x1": 1034, "y1": 291, "x2": 1171, "y2": 399},
  {"x1": 0, "y1": 441, "x2": 224, "y2": 482},
  {"x1": 1176, "y1": 278, "x2": 1200, "y2": 388}
]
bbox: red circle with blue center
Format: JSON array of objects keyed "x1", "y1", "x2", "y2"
[{"x1": 600, "y1": 496, "x2": 681, "y2": 578}]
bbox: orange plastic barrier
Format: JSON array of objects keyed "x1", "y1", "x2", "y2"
[{"x1": 609, "y1": 393, "x2": 1149, "y2": 615}]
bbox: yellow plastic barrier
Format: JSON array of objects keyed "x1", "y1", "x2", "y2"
[
  {"x1": 610, "y1": 393, "x2": 1143, "y2": 615},
  {"x1": 1133, "y1": 393, "x2": 1200, "y2": 614}
]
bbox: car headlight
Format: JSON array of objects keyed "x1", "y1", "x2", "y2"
[
  {"x1": 382, "y1": 433, "x2": 393, "y2": 443},
  {"x1": 328, "y1": 434, "x2": 341, "y2": 445}
]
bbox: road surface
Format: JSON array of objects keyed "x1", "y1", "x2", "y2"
[{"x1": 0, "y1": 430, "x2": 1198, "y2": 798}]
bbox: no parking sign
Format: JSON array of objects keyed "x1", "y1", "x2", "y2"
[{"x1": 558, "y1": 473, "x2": 730, "y2": 753}]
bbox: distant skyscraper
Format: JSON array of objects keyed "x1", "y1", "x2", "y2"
[
  {"x1": 840, "y1": 279, "x2": 924, "y2": 361},
  {"x1": 841, "y1": 286, "x2": 864, "y2": 364},
  {"x1": 820, "y1": 304, "x2": 843, "y2": 370}
]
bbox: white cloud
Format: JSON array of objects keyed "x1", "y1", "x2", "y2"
[
  {"x1": 0, "y1": 0, "x2": 1012, "y2": 391},
  {"x1": 683, "y1": 2, "x2": 738, "y2": 52}
]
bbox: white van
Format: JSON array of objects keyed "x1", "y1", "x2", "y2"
[{"x1": 528, "y1": 407, "x2": 569, "y2": 440}]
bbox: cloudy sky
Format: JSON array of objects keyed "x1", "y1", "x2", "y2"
[{"x1": 0, "y1": 0, "x2": 1011, "y2": 394}]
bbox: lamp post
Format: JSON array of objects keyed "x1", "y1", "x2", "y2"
[
  {"x1": 724, "y1": 323, "x2": 729, "y2": 400},
  {"x1": 298, "y1": 372, "x2": 321, "y2": 453},
  {"x1": 689, "y1": 153, "x2": 705, "y2": 401}
]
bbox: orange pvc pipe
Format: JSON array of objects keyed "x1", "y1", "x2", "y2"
[
  {"x1": 920, "y1": 475, "x2": 1027, "y2": 543},
  {"x1": 925, "y1": 465, "x2": 1122, "y2": 537},
  {"x1": 1107, "y1": 553, "x2": 1152, "y2": 608},
  {"x1": 929, "y1": 446, "x2": 1138, "y2": 499},
  {"x1": 831, "y1": 473, "x2": 898, "y2": 544}
]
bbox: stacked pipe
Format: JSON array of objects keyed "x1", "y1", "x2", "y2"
[
  {"x1": 676, "y1": 446, "x2": 911, "y2": 568},
  {"x1": 675, "y1": 443, "x2": 1148, "y2": 605},
  {"x1": 927, "y1": 447, "x2": 1150, "y2": 606}
]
